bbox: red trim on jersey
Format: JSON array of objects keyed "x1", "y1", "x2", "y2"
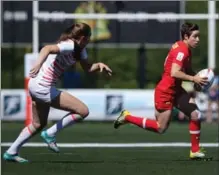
[
  {"x1": 42, "y1": 75, "x2": 53, "y2": 81},
  {"x1": 48, "y1": 67, "x2": 59, "y2": 78},
  {"x1": 54, "y1": 61, "x2": 64, "y2": 72},
  {"x1": 39, "y1": 82, "x2": 49, "y2": 87}
]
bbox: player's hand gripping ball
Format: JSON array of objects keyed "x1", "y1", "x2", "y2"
[{"x1": 194, "y1": 68, "x2": 215, "y2": 92}]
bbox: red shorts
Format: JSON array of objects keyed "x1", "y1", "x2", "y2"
[{"x1": 154, "y1": 87, "x2": 186, "y2": 111}]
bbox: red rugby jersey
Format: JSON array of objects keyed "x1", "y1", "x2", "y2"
[{"x1": 156, "y1": 41, "x2": 192, "y2": 94}]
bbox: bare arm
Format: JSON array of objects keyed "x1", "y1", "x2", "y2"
[
  {"x1": 79, "y1": 59, "x2": 93, "y2": 72},
  {"x1": 171, "y1": 63, "x2": 194, "y2": 81},
  {"x1": 171, "y1": 63, "x2": 208, "y2": 86},
  {"x1": 35, "y1": 45, "x2": 60, "y2": 66},
  {"x1": 79, "y1": 59, "x2": 112, "y2": 75},
  {"x1": 29, "y1": 45, "x2": 60, "y2": 77}
]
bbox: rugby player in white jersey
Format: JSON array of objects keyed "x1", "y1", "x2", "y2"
[{"x1": 3, "y1": 23, "x2": 112, "y2": 163}]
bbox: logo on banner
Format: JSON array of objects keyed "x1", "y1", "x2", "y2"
[
  {"x1": 106, "y1": 95, "x2": 123, "y2": 116},
  {"x1": 4, "y1": 95, "x2": 21, "y2": 116}
]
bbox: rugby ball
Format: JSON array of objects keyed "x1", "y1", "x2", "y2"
[{"x1": 194, "y1": 68, "x2": 215, "y2": 91}]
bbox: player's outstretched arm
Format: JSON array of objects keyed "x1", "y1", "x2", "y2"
[{"x1": 80, "y1": 59, "x2": 112, "y2": 76}]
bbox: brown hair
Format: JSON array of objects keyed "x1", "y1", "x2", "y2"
[
  {"x1": 58, "y1": 22, "x2": 91, "y2": 43},
  {"x1": 181, "y1": 22, "x2": 199, "y2": 40}
]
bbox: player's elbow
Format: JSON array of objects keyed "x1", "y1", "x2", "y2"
[
  {"x1": 171, "y1": 63, "x2": 181, "y2": 78},
  {"x1": 171, "y1": 70, "x2": 177, "y2": 78}
]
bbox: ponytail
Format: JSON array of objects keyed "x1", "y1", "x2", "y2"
[{"x1": 57, "y1": 23, "x2": 91, "y2": 43}]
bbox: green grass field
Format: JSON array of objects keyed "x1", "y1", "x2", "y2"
[{"x1": 1, "y1": 122, "x2": 219, "y2": 175}]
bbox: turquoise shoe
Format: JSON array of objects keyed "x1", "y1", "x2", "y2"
[
  {"x1": 3, "y1": 152, "x2": 28, "y2": 163},
  {"x1": 41, "y1": 131, "x2": 60, "y2": 153}
]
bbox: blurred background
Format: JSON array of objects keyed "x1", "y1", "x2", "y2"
[
  {"x1": 1, "y1": 1, "x2": 219, "y2": 175},
  {"x1": 1, "y1": 1, "x2": 218, "y2": 123}
]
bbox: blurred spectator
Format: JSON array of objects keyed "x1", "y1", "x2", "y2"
[{"x1": 206, "y1": 70, "x2": 219, "y2": 123}]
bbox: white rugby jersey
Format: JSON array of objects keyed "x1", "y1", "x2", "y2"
[{"x1": 33, "y1": 39, "x2": 87, "y2": 87}]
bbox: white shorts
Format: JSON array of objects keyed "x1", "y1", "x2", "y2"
[{"x1": 28, "y1": 78, "x2": 61, "y2": 103}]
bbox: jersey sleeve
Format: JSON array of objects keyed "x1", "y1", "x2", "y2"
[
  {"x1": 172, "y1": 49, "x2": 189, "y2": 67},
  {"x1": 57, "y1": 40, "x2": 74, "y2": 53},
  {"x1": 80, "y1": 48, "x2": 88, "y2": 60}
]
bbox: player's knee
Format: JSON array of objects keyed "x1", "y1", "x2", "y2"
[
  {"x1": 32, "y1": 121, "x2": 41, "y2": 129},
  {"x1": 190, "y1": 110, "x2": 202, "y2": 121},
  {"x1": 157, "y1": 127, "x2": 167, "y2": 134},
  {"x1": 157, "y1": 122, "x2": 168, "y2": 134},
  {"x1": 79, "y1": 106, "x2": 89, "y2": 118},
  {"x1": 32, "y1": 121, "x2": 47, "y2": 130}
]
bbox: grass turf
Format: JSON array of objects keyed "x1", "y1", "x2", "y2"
[{"x1": 1, "y1": 122, "x2": 219, "y2": 175}]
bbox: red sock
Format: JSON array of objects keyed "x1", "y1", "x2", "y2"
[
  {"x1": 125, "y1": 115, "x2": 159, "y2": 132},
  {"x1": 189, "y1": 120, "x2": 201, "y2": 152}
]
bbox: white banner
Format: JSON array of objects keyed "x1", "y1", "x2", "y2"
[
  {"x1": 1, "y1": 89, "x2": 156, "y2": 121},
  {"x1": 1, "y1": 89, "x2": 211, "y2": 121}
]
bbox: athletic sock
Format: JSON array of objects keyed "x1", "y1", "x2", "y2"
[
  {"x1": 126, "y1": 115, "x2": 159, "y2": 132},
  {"x1": 46, "y1": 114, "x2": 83, "y2": 136},
  {"x1": 189, "y1": 120, "x2": 201, "y2": 152},
  {"x1": 7, "y1": 124, "x2": 36, "y2": 154}
]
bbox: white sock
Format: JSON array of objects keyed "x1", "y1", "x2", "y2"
[
  {"x1": 7, "y1": 124, "x2": 36, "y2": 154},
  {"x1": 46, "y1": 114, "x2": 83, "y2": 136}
]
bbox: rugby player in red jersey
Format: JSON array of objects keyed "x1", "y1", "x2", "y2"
[{"x1": 114, "y1": 22, "x2": 210, "y2": 160}]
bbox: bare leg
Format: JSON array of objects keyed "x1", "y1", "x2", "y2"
[
  {"x1": 4, "y1": 100, "x2": 50, "y2": 162},
  {"x1": 206, "y1": 100, "x2": 213, "y2": 123},
  {"x1": 45, "y1": 91, "x2": 89, "y2": 137}
]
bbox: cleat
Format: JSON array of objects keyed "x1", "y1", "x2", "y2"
[
  {"x1": 114, "y1": 110, "x2": 131, "y2": 129},
  {"x1": 41, "y1": 131, "x2": 60, "y2": 153},
  {"x1": 190, "y1": 148, "x2": 213, "y2": 161},
  {"x1": 3, "y1": 152, "x2": 28, "y2": 163},
  {"x1": 190, "y1": 150, "x2": 205, "y2": 159}
]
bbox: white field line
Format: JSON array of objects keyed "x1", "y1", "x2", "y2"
[{"x1": 1, "y1": 142, "x2": 218, "y2": 148}]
